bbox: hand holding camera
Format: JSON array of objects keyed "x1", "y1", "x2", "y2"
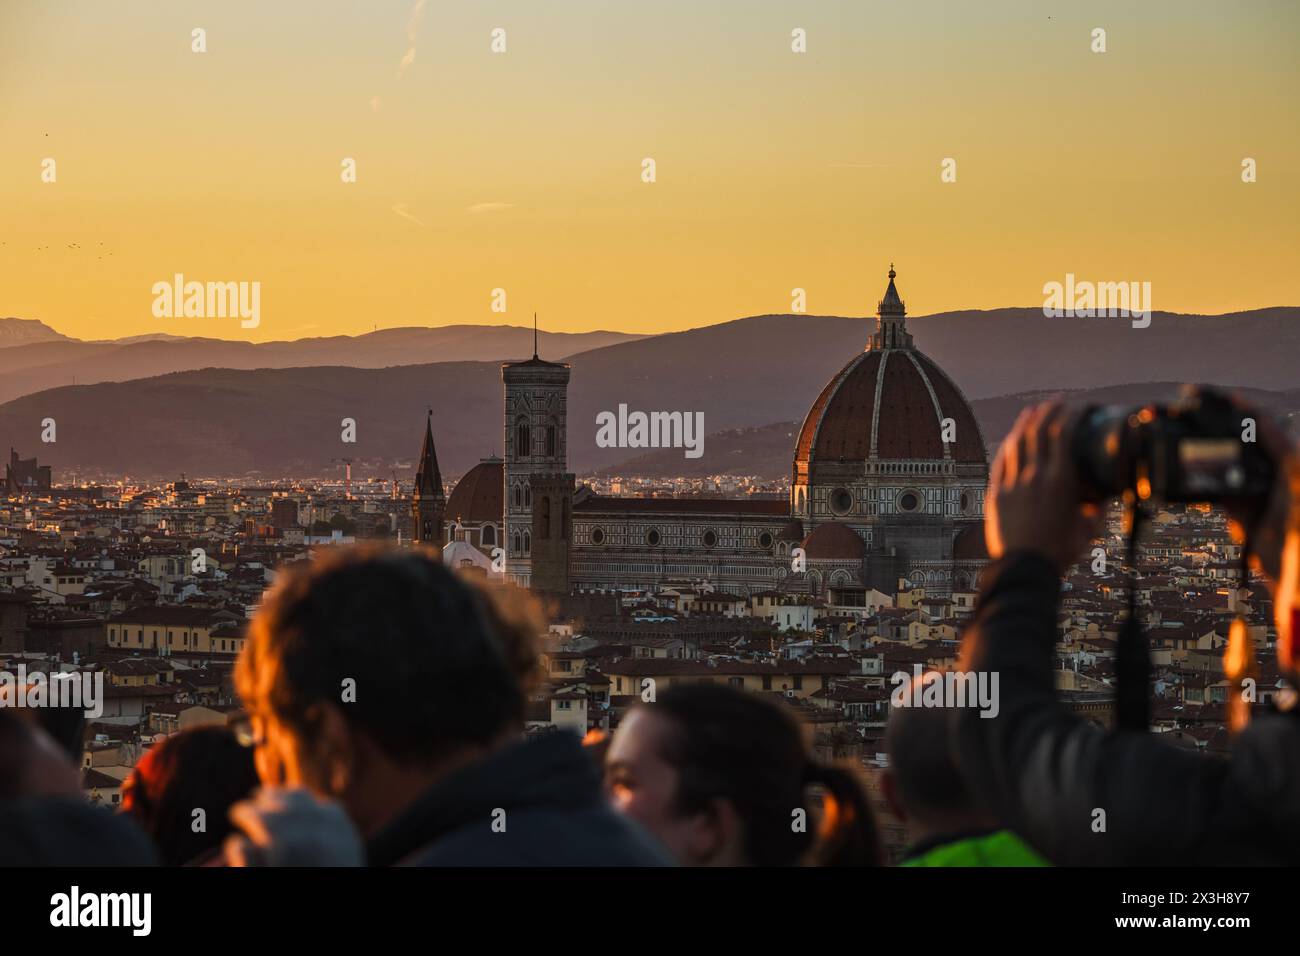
[
  {"x1": 990, "y1": 387, "x2": 1292, "y2": 571},
  {"x1": 985, "y1": 402, "x2": 1100, "y2": 574},
  {"x1": 986, "y1": 386, "x2": 1298, "y2": 681}
]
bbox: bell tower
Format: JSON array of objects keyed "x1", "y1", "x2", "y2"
[{"x1": 502, "y1": 318, "x2": 573, "y2": 593}]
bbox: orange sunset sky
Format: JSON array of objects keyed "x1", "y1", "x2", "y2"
[{"x1": 2, "y1": 0, "x2": 1297, "y2": 342}]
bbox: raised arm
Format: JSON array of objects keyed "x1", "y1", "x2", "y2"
[{"x1": 953, "y1": 403, "x2": 1231, "y2": 865}]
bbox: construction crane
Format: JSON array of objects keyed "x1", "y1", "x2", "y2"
[{"x1": 331, "y1": 458, "x2": 354, "y2": 500}]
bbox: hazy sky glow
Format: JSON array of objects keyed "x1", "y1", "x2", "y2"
[{"x1": 2, "y1": 0, "x2": 1297, "y2": 341}]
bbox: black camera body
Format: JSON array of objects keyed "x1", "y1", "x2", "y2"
[{"x1": 1072, "y1": 386, "x2": 1277, "y2": 510}]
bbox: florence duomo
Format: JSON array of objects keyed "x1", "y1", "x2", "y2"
[{"x1": 418, "y1": 267, "x2": 989, "y2": 603}]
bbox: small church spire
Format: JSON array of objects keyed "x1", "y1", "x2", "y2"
[
  {"x1": 411, "y1": 410, "x2": 446, "y2": 545},
  {"x1": 414, "y1": 410, "x2": 443, "y2": 498}
]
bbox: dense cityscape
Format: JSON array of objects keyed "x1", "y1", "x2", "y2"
[{"x1": 2, "y1": 438, "x2": 1277, "y2": 861}]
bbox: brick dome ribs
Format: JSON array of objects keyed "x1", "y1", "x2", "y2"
[{"x1": 794, "y1": 268, "x2": 986, "y2": 474}]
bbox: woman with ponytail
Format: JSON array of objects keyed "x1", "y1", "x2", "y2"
[{"x1": 604, "y1": 682, "x2": 882, "y2": 866}]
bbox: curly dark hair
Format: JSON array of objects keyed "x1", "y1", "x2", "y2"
[{"x1": 236, "y1": 546, "x2": 543, "y2": 765}]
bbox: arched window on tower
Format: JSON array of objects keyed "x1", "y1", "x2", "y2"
[
  {"x1": 513, "y1": 485, "x2": 522, "y2": 508},
  {"x1": 516, "y1": 417, "x2": 530, "y2": 458},
  {"x1": 546, "y1": 420, "x2": 558, "y2": 458},
  {"x1": 524, "y1": 486, "x2": 532, "y2": 507},
  {"x1": 482, "y1": 524, "x2": 496, "y2": 547},
  {"x1": 523, "y1": 531, "x2": 531, "y2": 554}
]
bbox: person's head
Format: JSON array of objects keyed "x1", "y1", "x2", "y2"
[
  {"x1": 32, "y1": 698, "x2": 87, "y2": 766},
  {"x1": 605, "y1": 683, "x2": 881, "y2": 866},
  {"x1": 882, "y1": 671, "x2": 994, "y2": 840},
  {"x1": 235, "y1": 546, "x2": 542, "y2": 835},
  {"x1": 0, "y1": 709, "x2": 80, "y2": 801},
  {"x1": 120, "y1": 726, "x2": 259, "y2": 865},
  {"x1": 0, "y1": 670, "x2": 87, "y2": 765}
]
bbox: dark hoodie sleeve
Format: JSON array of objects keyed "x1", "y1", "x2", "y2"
[{"x1": 953, "y1": 552, "x2": 1230, "y2": 866}]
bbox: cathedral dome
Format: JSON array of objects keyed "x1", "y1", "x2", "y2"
[
  {"x1": 794, "y1": 267, "x2": 985, "y2": 469},
  {"x1": 446, "y1": 457, "x2": 504, "y2": 525}
]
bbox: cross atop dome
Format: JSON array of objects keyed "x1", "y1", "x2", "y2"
[{"x1": 870, "y1": 264, "x2": 913, "y2": 350}]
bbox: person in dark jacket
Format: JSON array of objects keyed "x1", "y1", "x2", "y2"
[
  {"x1": 227, "y1": 546, "x2": 669, "y2": 866},
  {"x1": 956, "y1": 401, "x2": 1300, "y2": 866},
  {"x1": 0, "y1": 710, "x2": 158, "y2": 866},
  {"x1": 0, "y1": 797, "x2": 160, "y2": 866},
  {"x1": 372, "y1": 726, "x2": 668, "y2": 866}
]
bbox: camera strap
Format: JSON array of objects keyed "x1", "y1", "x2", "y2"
[
  {"x1": 1115, "y1": 503, "x2": 1150, "y2": 731},
  {"x1": 1223, "y1": 541, "x2": 1259, "y2": 734}
]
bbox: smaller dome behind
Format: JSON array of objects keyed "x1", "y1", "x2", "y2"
[{"x1": 446, "y1": 458, "x2": 504, "y2": 526}]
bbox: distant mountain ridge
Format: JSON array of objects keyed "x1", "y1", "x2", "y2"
[
  {"x1": 1, "y1": 307, "x2": 1295, "y2": 480},
  {"x1": 0, "y1": 318, "x2": 73, "y2": 347},
  {"x1": 0, "y1": 323, "x2": 646, "y2": 403},
  {"x1": 3, "y1": 305, "x2": 1296, "y2": 405}
]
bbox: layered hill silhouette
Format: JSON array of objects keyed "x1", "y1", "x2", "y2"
[
  {"x1": 0, "y1": 318, "x2": 73, "y2": 348},
  {"x1": 0, "y1": 308, "x2": 1295, "y2": 479},
  {"x1": 0, "y1": 321, "x2": 644, "y2": 404}
]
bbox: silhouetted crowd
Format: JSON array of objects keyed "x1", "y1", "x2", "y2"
[{"x1": 3, "y1": 402, "x2": 1298, "y2": 867}]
